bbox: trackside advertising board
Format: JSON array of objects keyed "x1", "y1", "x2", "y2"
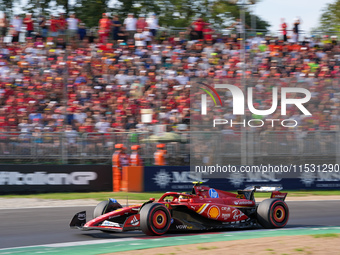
[
  {"x1": 0, "y1": 165, "x2": 112, "y2": 194},
  {"x1": 144, "y1": 166, "x2": 340, "y2": 192}
]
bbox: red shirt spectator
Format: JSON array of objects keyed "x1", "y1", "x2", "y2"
[
  {"x1": 99, "y1": 15, "x2": 111, "y2": 33},
  {"x1": 49, "y1": 16, "x2": 59, "y2": 33},
  {"x1": 192, "y1": 18, "x2": 206, "y2": 32},
  {"x1": 58, "y1": 15, "x2": 66, "y2": 31},
  {"x1": 136, "y1": 16, "x2": 148, "y2": 30},
  {"x1": 203, "y1": 25, "x2": 214, "y2": 41},
  {"x1": 23, "y1": 14, "x2": 34, "y2": 31}
]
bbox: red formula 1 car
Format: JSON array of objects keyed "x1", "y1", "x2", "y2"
[{"x1": 70, "y1": 183, "x2": 289, "y2": 236}]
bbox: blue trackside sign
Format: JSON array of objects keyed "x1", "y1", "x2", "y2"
[{"x1": 143, "y1": 166, "x2": 340, "y2": 192}]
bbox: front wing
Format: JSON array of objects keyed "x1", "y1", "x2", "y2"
[{"x1": 70, "y1": 211, "x2": 140, "y2": 232}]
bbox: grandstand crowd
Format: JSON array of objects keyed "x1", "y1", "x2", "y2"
[{"x1": 0, "y1": 12, "x2": 340, "y2": 141}]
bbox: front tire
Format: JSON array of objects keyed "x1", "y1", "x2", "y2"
[
  {"x1": 93, "y1": 200, "x2": 122, "y2": 218},
  {"x1": 257, "y1": 199, "x2": 289, "y2": 228},
  {"x1": 140, "y1": 203, "x2": 171, "y2": 236}
]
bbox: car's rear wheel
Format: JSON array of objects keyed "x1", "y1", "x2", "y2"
[
  {"x1": 257, "y1": 198, "x2": 289, "y2": 228},
  {"x1": 140, "y1": 203, "x2": 171, "y2": 236}
]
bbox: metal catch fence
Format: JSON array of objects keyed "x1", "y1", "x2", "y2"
[{"x1": 0, "y1": 130, "x2": 339, "y2": 165}]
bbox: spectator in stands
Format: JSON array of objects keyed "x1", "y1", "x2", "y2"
[
  {"x1": 142, "y1": 27, "x2": 152, "y2": 46},
  {"x1": 38, "y1": 15, "x2": 48, "y2": 38},
  {"x1": 146, "y1": 13, "x2": 158, "y2": 37},
  {"x1": 23, "y1": 13, "x2": 34, "y2": 38},
  {"x1": 10, "y1": 14, "x2": 22, "y2": 43},
  {"x1": 67, "y1": 13, "x2": 78, "y2": 39},
  {"x1": 0, "y1": 13, "x2": 7, "y2": 42},
  {"x1": 65, "y1": 124, "x2": 78, "y2": 153},
  {"x1": 292, "y1": 17, "x2": 301, "y2": 42},
  {"x1": 112, "y1": 14, "x2": 122, "y2": 43},
  {"x1": 98, "y1": 13, "x2": 111, "y2": 43},
  {"x1": 95, "y1": 117, "x2": 110, "y2": 133},
  {"x1": 134, "y1": 28, "x2": 146, "y2": 47},
  {"x1": 32, "y1": 126, "x2": 43, "y2": 144},
  {"x1": 136, "y1": 14, "x2": 148, "y2": 31},
  {"x1": 49, "y1": 15, "x2": 59, "y2": 38},
  {"x1": 77, "y1": 23, "x2": 86, "y2": 41},
  {"x1": 0, "y1": 12, "x2": 340, "y2": 143},
  {"x1": 18, "y1": 117, "x2": 31, "y2": 133},
  {"x1": 191, "y1": 17, "x2": 206, "y2": 40},
  {"x1": 281, "y1": 18, "x2": 287, "y2": 42},
  {"x1": 58, "y1": 14, "x2": 67, "y2": 39},
  {"x1": 124, "y1": 13, "x2": 137, "y2": 40},
  {"x1": 203, "y1": 23, "x2": 214, "y2": 41}
]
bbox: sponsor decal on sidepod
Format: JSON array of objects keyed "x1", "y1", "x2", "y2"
[
  {"x1": 232, "y1": 209, "x2": 245, "y2": 220},
  {"x1": 208, "y1": 205, "x2": 220, "y2": 219},
  {"x1": 221, "y1": 213, "x2": 231, "y2": 220},
  {"x1": 234, "y1": 200, "x2": 253, "y2": 206},
  {"x1": 209, "y1": 188, "x2": 219, "y2": 198}
]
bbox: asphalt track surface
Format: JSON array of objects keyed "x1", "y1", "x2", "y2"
[{"x1": 0, "y1": 201, "x2": 339, "y2": 249}]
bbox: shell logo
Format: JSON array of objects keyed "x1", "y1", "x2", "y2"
[{"x1": 208, "y1": 206, "x2": 220, "y2": 219}]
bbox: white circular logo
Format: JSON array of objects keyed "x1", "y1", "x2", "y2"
[{"x1": 153, "y1": 169, "x2": 172, "y2": 188}]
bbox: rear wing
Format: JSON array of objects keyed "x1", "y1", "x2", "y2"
[
  {"x1": 238, "y1": 186, "x2": 287, "y2": 201},
  {"x1": 244, "y1": 186, "x2": 282, "y2": 192}
]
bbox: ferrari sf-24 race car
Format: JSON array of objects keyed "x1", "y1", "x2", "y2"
[{"x1": 70, "y1": 183, "x2": 289, "y2": 236}]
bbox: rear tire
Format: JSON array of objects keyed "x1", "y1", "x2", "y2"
[
  {"x1": 257, "y1": 199, "x2": 289, "y2": 228},
  {"x1": 140, "y1": 203, "x2": 171, "y2": 236}
]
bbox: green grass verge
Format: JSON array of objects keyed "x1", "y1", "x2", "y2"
[
  {"x1": 311, "y1": 233, "x2": 339, "y2": 238},
  {"x1": 197, "y1": 246, "x2": 218, "y2": 250},
  {"x1": 1, "y1": 190, "x2": 340, "y2": 201}
]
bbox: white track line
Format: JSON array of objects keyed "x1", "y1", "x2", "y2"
[
  {"x1": 1, "y1": 226, "x2": 339, "y2": 251},
  {"x1": 0, "y1": 238, "x2": 138, "y2": 251}
]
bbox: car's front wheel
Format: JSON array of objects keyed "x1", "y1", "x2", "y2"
[
  {"x1": 140, "y1": 203, "x2": 171, "y2": 236},
  {"x1": 93, "y1": 199, "x2": 122, "y2": 218}
]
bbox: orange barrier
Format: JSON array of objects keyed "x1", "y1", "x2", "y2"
[{"x1": 121, "y1": 166, "x2": 144, "y2": 192}]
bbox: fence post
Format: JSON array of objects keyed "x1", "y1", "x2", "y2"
[
  {"x1": 61, "y1": 133, "x2": 67, "y2": 164},
  {"x1": 247, "y1": 131, "x2": 254, "y2": 166},
  {"x1": 298, "y1": 131, "x2": 304, "y2": 165},
  {"x1": 80, "y1": 132, "x2": 87, "y2": 164}
]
